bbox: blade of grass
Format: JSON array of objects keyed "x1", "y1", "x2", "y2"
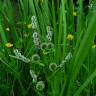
[
  {"x1": 60, "y1": 12, "x2": 96, "y2": 96},
  {"x1": 74, "y1": 69, "x2": 96, "y2": 96}
]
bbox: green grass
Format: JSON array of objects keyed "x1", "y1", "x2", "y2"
[{"x1": 0, "y1": 0, "x2": 96, "y2": 96}]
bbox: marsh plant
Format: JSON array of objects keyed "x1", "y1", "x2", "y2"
[{"x1": 0, "y1": 0, "x2": 96, "y2": 96}]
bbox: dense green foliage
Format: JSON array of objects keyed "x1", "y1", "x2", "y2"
[{"x1": 0, "y1": 0, "x2": 96, "y2": 96}]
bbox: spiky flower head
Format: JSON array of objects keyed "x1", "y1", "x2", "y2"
[
  {"x1": 47, "y1": 42, "x2": 54, "y2": 50},
  {"x1": 49, "y1": 63, "x2": 57, "y2": 71},
  {"x1": 13, "y1": 49, "x2": 30, "y2": 63},
  {"x1": 36, "y1": 81, "x2": 45, "y2": 91},
  {"x1": 40, "y1": 42, "x2": 47, "y2": 50},
  {"x1": 31, "y1": 54, "x2": 40, "y2": 62},
  {"x1": 46, "y1": 26, "x2": 53, "y2": 41},
  {"x1": 31, "y1": 16, "x2": 37, "y2": 29}
]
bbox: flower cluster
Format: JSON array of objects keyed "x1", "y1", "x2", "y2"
[
  {"x1": 31, "y1": 16, "x2": 38, "y2": 29},
  {"x1": 30, "y1": 69, "x2": 45, "y2": 91},
  {"x1": 13, "y1": 49, "x2": 30, "y2": 63},
  {"x1": 31, "y1": 16, "x2": 41, "y2": 47},
  {"x1": 46, "y1": 26, "x2": 53, "y2": 41},
  {"x1": 32, "y1": 32, "x2": 41, "y2": 47},
  {"x1": 30, "y1": 17, "x2": 56, "y2": 91}
]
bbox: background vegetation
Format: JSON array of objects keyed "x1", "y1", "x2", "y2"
[{"x1": 0, "y1": 0, "x2": 96, "y2": 96}]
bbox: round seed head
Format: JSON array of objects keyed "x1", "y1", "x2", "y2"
[
  {"x1": 49, "y1": 63, "x2": 57, "y2": 71},
  {"x1": 40, "y1": 43, "x2": 47, "y2": 50},
  {"x1": 32, "y1": 54, "x2": 40, "y2": 62},
  {"x1": 36, "y1": 81, "x2": 45, "y2": 91},
  {"x1": 47, "y1": 43, "x2": 54, "y2": 50}
]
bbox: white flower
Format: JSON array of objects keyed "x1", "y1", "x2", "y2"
[
  {"x1": 12, "y1": 49, "x2": 30, "y2": 63},
  {"x1": 32, "y1": 32, "x2": 41, "y2": 47},
  {"x1": 46, "y1": 26, "x2": 53, "y2": 41},
  {"x1": 31, "y1": 16, "x2": 37, "y2": 29}
]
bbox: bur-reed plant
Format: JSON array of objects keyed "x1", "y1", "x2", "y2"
[{"x1": 0, "y1": 0, "x2": 96, "y2": 96}]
